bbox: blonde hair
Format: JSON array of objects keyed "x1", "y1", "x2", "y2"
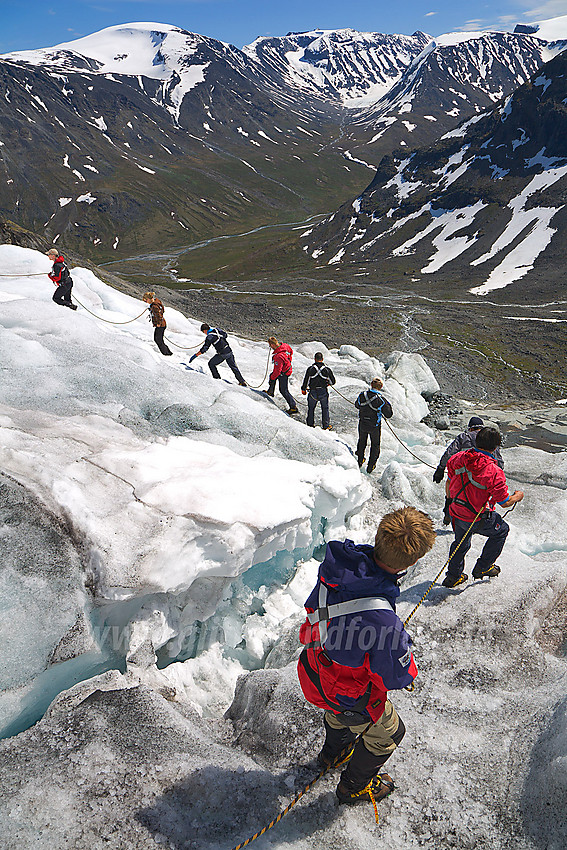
[
  {"x1": 143, "y1": 291, "x2": 156, "y2": 301},
  {"x1": 268, "y1": 336, "x2": 279, "y2": 346},
  {"x1": 371, "y1": 378, "x2": 383, "y2": 390},
  {"x1": 374, "y1": 507, "x2": 436, "y2": 571},
  {"x1": 47, "y1": 248, "x2": 58, "y2": 257}
]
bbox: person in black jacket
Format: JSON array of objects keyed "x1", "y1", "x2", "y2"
[
  {"x1": 301, "y1": 352, "x2": 336, "y2": 429},
  {"x1": 432, "y1": 416, "x2": 504, "y2": 483},
  {"x1": 47, "y1": 248, "x2": 77, "y2": 310},
  {"x1": 189, "y1": 324, "x2": 247, "y2": 385},
  {"x1": 355, "y1": 378, "x2": 393, "y2": 474}
]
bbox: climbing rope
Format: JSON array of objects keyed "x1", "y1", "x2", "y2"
[
  {"x1": 229, "y1": 744, "x2": 355, "y2": 850},
  {"x1": 70, "y1": 294, "x2": 148, "y2": 325},
  {"x1": 329, "y1": 384, "x2": 436, "y2": 469},
  {"x1": 403, "y1": 501, "x2": 489, "y2": 628},
  {"x1": 162, "y1": 334, "x2": 202, "y2": 351},
  {"x1": 0, "y1": 272, "x2": 47, "y2": 277},
  {"x1": 243, "y1": 349, "x2": 272, "y2": 389}
]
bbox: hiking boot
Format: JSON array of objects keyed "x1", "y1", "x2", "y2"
[
  {"x1": 336, "y1": 773, "x2": 395, "y2": 805},
  {"x1": 357, "y1": 457, "x2": 365, "y2": 468},
  {"x1": 65, "y1": 303, "x2": 78, "y2": 310},
  {"x1": 324, "y1": 425, "x2": 333, "y2": 431},
  {"x1": 366, "y1": 465, "x2": 375, "y2": 474},
  {"x1": 442, "y1": 573, "x2": 468, "y2": 588},
  {"x1": 287, "y1": 407, "x2": 299, "y2": 415},
  {"x1": 472, "y1": 563, "x2": 501, "y2": 580},
  {"x1": 238, "y1": 381, "x2": 247, "y2": 387}
]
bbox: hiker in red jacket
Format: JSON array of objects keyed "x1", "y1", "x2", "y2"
[
  {"x1": 266, "y1": 336, "x2": 298, "y2": 415},
  {"x1": 443, "y1": 427, "x2": 524, "y2": 588},
  {"x1": 47, "y1": 248, "x2": 77, "y2": 310},
  {"x1": 298, "y1": 507, "x2": 436, "y2": 808}
]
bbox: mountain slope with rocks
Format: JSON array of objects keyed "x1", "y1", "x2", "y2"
[
  {"x1": 0, "y1": 21, "x2": 564, "y2": 263},
  {"x1": 300, "y1": 50, "x2": 567, "y2": 301}
]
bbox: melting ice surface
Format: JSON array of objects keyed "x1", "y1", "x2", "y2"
[
  {"x1": 0, "y1": 244, "x2": 442, "y2": 736},
  {"x1": 1, "y1": 246, "x2": 567, "y2": 849}
]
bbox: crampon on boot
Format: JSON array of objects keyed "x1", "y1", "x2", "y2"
[
  {"x1": 336, "y1": 773, "x2": 395, "y2": 822},
  {"x1": 442, "y1": 572, "x2": 468, "y2": 588},
  {"x1": 472, "y1": 562, "x2": 501, "y2": 580}
]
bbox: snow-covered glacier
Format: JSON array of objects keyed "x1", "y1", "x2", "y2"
[{"x1": 0, "y1": 244, "x2": 566, "y2": 849}]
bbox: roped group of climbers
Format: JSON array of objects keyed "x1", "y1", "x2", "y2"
[{"x1": 47, "y1": 248, "x2": 526, "y2": 820}]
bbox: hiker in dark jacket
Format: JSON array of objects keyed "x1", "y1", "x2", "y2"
[
  {"x1": 143, "y1": 291, "x2": 172, "y2": 356},
  {"x1": 433, "y1": 416, "x2": 504, "y2": 484},
  {"x1": 355, "y1": 378, "x2": 393, "y2": 473},
  {"x1": 47, "y1": 248, "x2": 77, "y2": 310},
  {"x1": 298, "y1": 507, "x2": 436, "y2": 808},
  {"x1": 189, "y1": 324, "x2": 246, "y2": 385},
  {"x1": 301, "y1": 352, "x2": 336, "y2": 430}
]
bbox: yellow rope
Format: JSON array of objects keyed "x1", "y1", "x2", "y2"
[
  {"x1": 403, "y1": 501, "x2": 488, "y2": 627},
  {"x1": 229, "y1": 744, "x2": 354, "y2": 850}
]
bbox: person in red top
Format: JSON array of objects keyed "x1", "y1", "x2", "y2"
[
  {"x1": 443, "y1": 427, "x2": 524, "y2": 588},
  {"x1": 265, "y1": 336, "x2": 298, "y2": 414},
  {"x1": 47, "y1": 248, "x2": 77, "y2": 310}
]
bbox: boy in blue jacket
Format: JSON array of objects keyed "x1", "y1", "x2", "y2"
[{"x1": 298, "y1": 507, "x2": 436, "y2": 806}]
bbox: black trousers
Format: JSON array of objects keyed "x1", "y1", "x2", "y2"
[
  {"x1": 52, "y1": 282, "x2": 73, "y2": 306},
  {"x1": 357, "y1": 421, "x2": 382, "y2": 469},
  {"x1": 154, "y1": 327, "x2": 172, "y2": 356},
  {"x1": 447, "y1": 512, "x2": 510, "y2": 578},
  {"x1": 209, "y1": 351, "x2": 245, "y2": 383}
]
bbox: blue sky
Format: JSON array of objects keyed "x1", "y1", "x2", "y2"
[{"x1": 1, "y1": 0, "x2": 565, "y2": 53}]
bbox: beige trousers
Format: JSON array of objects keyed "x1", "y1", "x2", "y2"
[{"x1": 325, "y1": 699, "x2": 401, "y2": 757}]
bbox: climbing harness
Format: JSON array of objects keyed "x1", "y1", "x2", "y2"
[
  {"x1": 329, "y1": 384, "x2": 437, "y2": 470},
  {"x1": 229, "y1": 743, "x2": 356, "y2": 850}
]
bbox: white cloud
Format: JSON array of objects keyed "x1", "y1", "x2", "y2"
[
  {"x1": 425, "y1": 11, "x2": 437, "y2": 16},
  {"x1": 519, "y1": 0, "x2": 567, "y2": 18}
]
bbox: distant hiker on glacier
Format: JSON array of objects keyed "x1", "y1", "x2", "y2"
[
  {"x1": 189, "y1": 324, "x2": 247, "y2": 385},
  {"x1": 355, "y1": 378, "x2": 393, "y2": 473},
  {"x1": 266, "y1": 336, "x2": 298, "y2": 414},
  {"x1": 47, "y1": 248, "x2": 77, "y2": 310},
  {"x1": 301, "y1": 352, "x2": 336, "y2": 430},
  {"x1": 142, "y1": 292, "x2": 173, "y2": 356},
  {"x1": 298, "y1": 506, "x2": 436, "y2": 808},
  {"x1": 433, "y1": 416, "x2": 504, "y2": 483},
  {"x1": 442, "y1": 426, "x2": 524, "y2": 588}
]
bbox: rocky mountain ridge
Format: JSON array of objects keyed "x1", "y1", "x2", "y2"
[
  {"x1": 0, "y1": 20, "x2": 564, "y2": 261},
  {"x1": 300, "y1": 49, "x2": 567, "y2": 300}
]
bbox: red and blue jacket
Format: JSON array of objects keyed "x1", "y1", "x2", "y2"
[
  {"x1": 447, "y1": 449, "x2": 509, "y2": 521},
  {"x1": 270, "y1": 343, "x2": 293, "y2": 380},
  {"x1": 298, "y1": 540, "x2": 417, "y2": 723}
]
